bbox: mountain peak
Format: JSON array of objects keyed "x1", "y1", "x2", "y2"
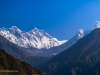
[
  {"x1": 77, "y1": 29, "x2": 84, "y2": 39},
  {"x1": 32, "y1": 27, "x2": 44, "y2": 32},
  {"x1": 33, "y1": 27, "x2": 39, "y2": 31},
  {"x1": 79, "y1": 29, "x2": 84, "y2": 33},
  {"x1": 91, "y1": 21, "x2": 100, "y2": 30},
  {"x1": 34, "y1": 27, "x2": 38, "y2": 30},
  {"x1": 95, "y1": 21, "x2": 100, "y2": 28},
  {"x1": 10, "y1": 26, "x2": 19, "y2": 30},
  {"x1": 11, "y1": 26, "x2": 18, "y2": 28},
  {"x1": 30, "y1": 27, "x2": 42, "y2": 32},
  {"x1": 10, "y1": 26, "x2": 22, "y2": 32}
]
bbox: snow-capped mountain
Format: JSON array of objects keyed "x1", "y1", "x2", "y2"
[
  {"x1": 75, "y1": 29, "x2": 90, "y2": 41},
  {"x1": 92, "y1": 21, "x2": 100, "y2": 29},
  {"x1": 77, "y1": 21, "x2": 100, "y2": 40},
  {"x1": 77, "y1": 29, "x2": 84, "y2": 39},
  {"x1": 0, "y1": 26, "x2": 67, "y2": 49}
]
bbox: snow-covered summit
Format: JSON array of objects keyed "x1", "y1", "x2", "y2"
[
  {"x1": 91, "y1": 21, "x2": 100, "y2": 30},
  {"x1": 75, "y1": 21, "x2": 100, "y2": 40},
  {"x1": 9, "y1": 26, "x2": 22, "y2": 32},
  {"x1": 0, "y1": 26, "x2": 67, "y2": 49},
  {"x1": 94, "y1": 21, "x2": 100, "y2": 28},
  {"x1": 78, "y1": 29, "x2": 84, "y2": 39}
]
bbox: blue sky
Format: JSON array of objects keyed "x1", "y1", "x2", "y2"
[{"x1": 0, "y1": 0, "x2": 100, "y2": 40}]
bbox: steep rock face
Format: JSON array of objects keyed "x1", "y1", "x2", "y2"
[
  {"x1": 0, "y1": 26, "x2": 67, "y2": 49},
  {"x1": 40, "y1": 28, "x2": 100, "y2": 75},
  {"x1": 0, "y1": 49, "x2": 48, "y2": 75}
]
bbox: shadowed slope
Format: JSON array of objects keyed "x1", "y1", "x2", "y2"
[
  {"x1": 0, "y1": 49, "x2": 48, "y2": 75},
  {"x1": 0, "y1": 34, "x2": 28, "y2": 59},
  {"x1": 40, "y1": 28, "x2": 100, "y2": 75},
  {"x1": 81, "y1": 61, "x2": 100, "y2": 75}
]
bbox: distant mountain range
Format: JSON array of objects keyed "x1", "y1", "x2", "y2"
[
  {"x1": 0, "y1": 49, "x2": 48, "y2": 75},
  {"x1": 0, "y1": 21, "x2": 100, "y2": 57},
  {"x1": 0, "y1": 26, "x2": 67, "y2": 49},
  {"x1": 0, "y1": 26, "x2": 90, "y2": 57},
  {"x1": 0, "y1": 21, "x2": 100, "y2": 75}
]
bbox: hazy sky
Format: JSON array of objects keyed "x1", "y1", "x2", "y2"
[{"x1": 0, "y1": 0, "x2": 100, "y2": 40}]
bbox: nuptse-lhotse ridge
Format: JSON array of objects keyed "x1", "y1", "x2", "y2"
[
  {"x1": 0, "y1": 21, "x2": 100, "y2": 50},
  {"x1": 0, "y1": 26, "x2": 67, "y2": 49}
]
